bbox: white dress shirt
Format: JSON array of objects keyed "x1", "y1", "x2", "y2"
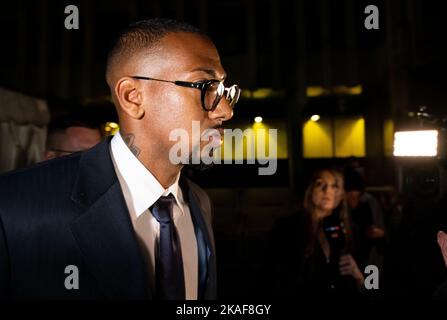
[{"x1": 110, "y1": 131, "x2": 198, "y2": 300}]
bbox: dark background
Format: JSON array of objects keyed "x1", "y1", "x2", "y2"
[
  {"x1": 1, "y1": 0, "x2": 446, "y2": 188},
  {"x1": 1, "y1": 0, "x2": 447, "y2": 298}
]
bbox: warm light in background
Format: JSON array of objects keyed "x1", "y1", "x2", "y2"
[
  {"x1": 383, "y1": 120, "x2": 395, "y2": 156},
  {"x1": 241, "y1": 85, "x2": 362, "y2": 99},
  {"x1": 334, "y1": 118, "x2": 365, "y2": 157},
  {"x1": 303, "y1": 119, "x2": 333, "y2": 158},
  {"x1": 241, "y1": 88, "x2": 286, "y2": 99},
  {"x1": 108, "y1": 122, "x2": 119, "y2": 129},
  {"x1": 103, "y1": 122, "x2": 120, "y2": 136},
  {"x1": 393, "y1": 130, "x2": 438, "y2": 157},
  {"x1": 333, "y1": 85, "x2": 363, "y2": 96},
  {"x1": 310, "y1": 114, "x2": 320, "y2": 122},
  {"x1": 254, "y1": 116, "x2": 263, "y2": 123},
  {"x1": 306, "y1": 87, "x2": 328, "y2": 97},
  {"x1": 306, "y1": 85, "x2": 362, "y2": 97}
]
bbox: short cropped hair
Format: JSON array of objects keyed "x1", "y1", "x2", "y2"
[
  {"x1": 105, "y1": 18, "x2": 203, "y2": 86},
  {"x1": 46, "y1": 115, "x2": 100, "y2": 150}
]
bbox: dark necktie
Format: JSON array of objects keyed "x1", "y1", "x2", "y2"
[{"x1": 150, "y1": 194, "x2": 185, "y2": 300}]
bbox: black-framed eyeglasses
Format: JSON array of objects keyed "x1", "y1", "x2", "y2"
[{"x1": 131, "y1": 76, "x2": 241, "y2": 111}]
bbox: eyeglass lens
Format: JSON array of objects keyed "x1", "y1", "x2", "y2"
[{"x1": 204, "y1": 82, "x2": 240, "y2": 110}]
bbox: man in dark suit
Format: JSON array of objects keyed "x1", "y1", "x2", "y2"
[{"x1": 0, "y1": 18, "x2": 238, "y2": 299}]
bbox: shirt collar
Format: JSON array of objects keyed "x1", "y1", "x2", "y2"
[{"x1": 110, "y1": 131, "x2": 183, "y2": 218}]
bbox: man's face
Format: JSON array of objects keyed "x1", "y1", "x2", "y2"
[
  {"x1": 45, "y1": 126, "x2": 102, "y2": 160},
  {"x1": 346, "y1": 190, "x2": 362, "y2": 209},
  {"x1": 62, "y1": 126, "x2": 102, "y2": 152},
  {"x1": 136, "y1": 32, "x2": 234, "y2": 164}
]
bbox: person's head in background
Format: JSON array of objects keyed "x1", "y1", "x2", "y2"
[
  {"x1": 344, "y1": 166, "x2": 365, "y2": 209},
  {"x1": 44, "y1": 117, "x2": 102, "y2": 160},
  {"x1": 304, "y1": 168, "x2": 345, "y2": 220},
  {"x1": 303, "y1": 168, "x2": 352, "y2": 255}
]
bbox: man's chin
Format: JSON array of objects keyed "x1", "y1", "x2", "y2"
[
  {"x1": 186, "y1": 151, "x2": 216, "y2": 171},
  {"x1": 183, "y1": 144, "x2": 219, "y2": 171},
  {"x1": 185, "y1": 162, "x2": 215, "y2": 172}
]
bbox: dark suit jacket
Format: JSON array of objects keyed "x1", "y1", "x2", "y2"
[{"x1": 0, "y1": 138, "x2": 217, "y2": 299}]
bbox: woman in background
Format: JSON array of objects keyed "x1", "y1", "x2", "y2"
[{"x1": 272, "y1": 168, "x2": 365, "y2": 299}]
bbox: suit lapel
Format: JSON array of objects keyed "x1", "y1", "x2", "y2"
[
  {"x1": 70, "y1": 138, "x2": 150, "y2": 299},
  {"x1": 180, "y1": 177, "x2": 213, "y2": 299}
]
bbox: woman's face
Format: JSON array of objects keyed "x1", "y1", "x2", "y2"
[{"x1": 312, "y1": 171, "x2": 343, "y2": 216}]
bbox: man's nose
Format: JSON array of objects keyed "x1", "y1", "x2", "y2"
[{"x1": 208, "y1": 97, "x2": 234, "y2": 122}]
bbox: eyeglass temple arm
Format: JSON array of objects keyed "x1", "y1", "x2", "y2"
[
  {"x1": 132, "y1": 76, "x2": 175, "y2": 84},
  {"x1": 174, "y1": 81, "x2": 204, "y2": 90}
]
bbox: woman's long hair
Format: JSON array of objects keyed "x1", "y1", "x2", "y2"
[{"x1": 302, "y1": 168, "x2": 353, "y2": 259}]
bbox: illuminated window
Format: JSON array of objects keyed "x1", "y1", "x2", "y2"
[
  {"x1": 303, "y1": 118, "x2": 333, "y2": 158},
  {"x1": 303, "y1": 116, "x2": 366, "y2": 158},
  {"x1": 334, "y1": 118, "x2": 366, "y2": 157},
  {"x1": 220, "y1": 120, "x2": 288, "y2": 161},
  {"x1": 383, "y1": 120, "x2": 394, "y2": 156}
]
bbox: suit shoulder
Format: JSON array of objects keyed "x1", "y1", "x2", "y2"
[
  {"x1": 0, "y1": 153, "x2": 81, "y2": 182},
  {"x1": 0, "y1": 153, "x2": 81, "y2": 204}
]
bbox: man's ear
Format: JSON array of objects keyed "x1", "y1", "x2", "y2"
[
  {"x1": 115, "y1": 77, "x2": 145, "y2": 119},
  {"x1": 437, "y1": 231, "x2": 447, "y2": 268}
]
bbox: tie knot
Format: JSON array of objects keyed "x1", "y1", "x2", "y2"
[{"x1": 151, "y1": 194, "x2": 175, "y2": 224}]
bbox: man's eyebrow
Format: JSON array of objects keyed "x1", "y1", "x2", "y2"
[{"x1": 190, "y1": 67, "x2": 226, "y2": 81}]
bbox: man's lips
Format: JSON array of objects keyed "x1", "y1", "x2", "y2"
[
  {"x1": 202, "y1": 127, "x2": 224, "y2": 147},
  {"x1": 202, "y1": 126, "x2": 224, "y2": 137}
]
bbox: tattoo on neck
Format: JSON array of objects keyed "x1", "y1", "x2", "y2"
[{"x1": 122, "y1": 133, "x2": 141, "y2": 157}]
